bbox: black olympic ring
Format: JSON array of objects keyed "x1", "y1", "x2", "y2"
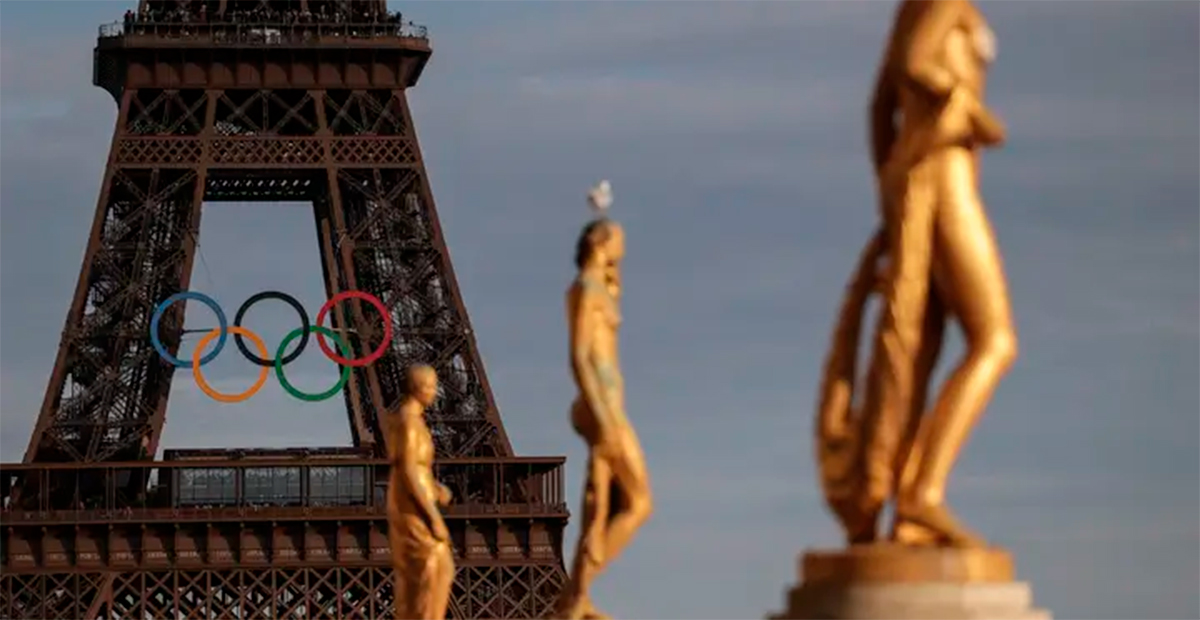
[{"x1": 233, "y1": 291, "x2": 310, "y2": 367}]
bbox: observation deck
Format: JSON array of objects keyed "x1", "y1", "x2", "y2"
[
  {"x1": 1, "y1": 450, "x2": 568, "y2": 571},
  {"x1": 94, "y1": 7, "x2": 432, "y2": 101},
  {"x1": 1, "y1": 452, "x2": 566, "y2": 519}
]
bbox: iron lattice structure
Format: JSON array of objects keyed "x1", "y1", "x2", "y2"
[{"x1": 0, "y1": 2, "x2": 568, "y2": 618}]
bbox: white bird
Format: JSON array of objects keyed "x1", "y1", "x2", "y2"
[
  {"x1": 587, "y1": 180, "x2": 613, "y2": 214},
  {"x1": 973, "y1": 23, "x2": 997, "y2": 64}
]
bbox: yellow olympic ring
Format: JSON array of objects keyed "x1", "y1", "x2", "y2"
[{"x1": 192, "y1": 326, "x2": 270, "y2": 403}]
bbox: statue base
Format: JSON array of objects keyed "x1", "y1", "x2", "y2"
[{"x1": 768, "y1": 545, "x2": 1051, "y2": 619}]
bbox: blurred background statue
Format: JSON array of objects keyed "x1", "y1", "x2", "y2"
[
  {"x1": 551, "y1": 182, "x2": 653, "y2": 620},
  {"x1": 385, "y1": 366, "x2": 455, "y2": 620}
]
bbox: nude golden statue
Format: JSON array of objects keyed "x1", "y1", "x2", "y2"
[
  {"x1": 551, "y1": 183, "x2": 653, "y2": 620},
  {"x1": 816, "y1": 0, "x2": 1016, "y2": 549},
  {"x1": 385, "y1": 365, "x2": 455, "y2": 620}
]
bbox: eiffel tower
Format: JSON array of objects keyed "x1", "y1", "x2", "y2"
[{"x1": 0, "y1": 1, "x2": 568, "y2": 617}]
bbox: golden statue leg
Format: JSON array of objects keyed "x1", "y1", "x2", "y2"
[
  {"x1": 554, "y1": 455, "x2": 613, "y2": 620},
  {"x1": 554, "y1": 430, "x2": 650, "y2": 620},
  {"x1": 393, "y1": 534, "x2": 454, "y2": 620},
  {"x1": 856, "y1": 167, "x2": 938, "y2": 537},
  {"x1": 550, "y1": 446, "x2": 650, "y2": 620},
  {"x1": 598, "y1": 427, "x2": 653, "y2": 564},
  {"x1": 388, "y1": 503, "x2": 412, "y2": 620},
  {"x1": 890, "y1": 290, "x2": 947, "y2": 546},
  {"x1": 896, "y1": 150, "x2": 1018, "y2": 547},
  {"x1": 408, "y1": 550, "x2": 434, "y2": 620},
  {"x1": 394, "y1": 563, "x2": 410, "y2": 620},
  {"x1": 424, "y1": 541, "x2": 455, "y2": 620}
]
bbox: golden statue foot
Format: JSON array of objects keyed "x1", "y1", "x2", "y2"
[
  {"x1": 839, "y1": 490, "x2": 889, "y2": 545},
  {"x1": 890, "y1": 519, "x2": 942, "y2": 547},
  {"x1": 581, "y1": 600, "x2": 612, "y2": 620},
  {"x1": 833, "y1": 498, "x2": 881, "y2": 545},
  {"x1": 548, "y1": 596, "x2": 609, "y2": 620},
  {"x1": 894, "y1": 501, "x2": 986, "y2": 548}
]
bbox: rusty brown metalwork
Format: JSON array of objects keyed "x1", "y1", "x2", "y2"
[
  {"x1": 3, "y1": 4, "x2": 567, "y2": 617},
  {"x1": 0, "y1": 457, "x2": 569, "y2": 617}
]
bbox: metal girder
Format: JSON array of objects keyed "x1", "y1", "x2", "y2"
[
  {"x1": 25, "y1": 86, "x2": 513, "y2": 466},
  {"x1": 0, "y1": 565, "x2": 565, "y2": 619}
]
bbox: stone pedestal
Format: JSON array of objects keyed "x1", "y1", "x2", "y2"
[{"x1": 769, "y1": 545, "x2": 1051, "y2": 620}]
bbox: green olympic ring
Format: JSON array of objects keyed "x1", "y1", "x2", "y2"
[{"x1": 275, "y1": 325, "x2": 352, "y2": 402}]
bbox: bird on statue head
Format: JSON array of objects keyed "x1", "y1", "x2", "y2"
[{"x1": 587, "y1": 180, "x2": 613, "y2": 215}]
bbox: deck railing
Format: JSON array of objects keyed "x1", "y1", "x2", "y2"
[
  {"x1": 98, "y1": 20, "x2": 429, "y2": 45},
  {"x1": 0, "y1": 456, "x2": 566, "y2": 520}
]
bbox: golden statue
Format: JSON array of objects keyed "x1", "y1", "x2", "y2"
[
  {"x1": 551, "y1": 181, "x2": 653, "y2": 620},
  {"x1": 385, "y1": 365, "x2": 455, "y2": 620},
  {"x1": 816, "y1": 0, "x2": 1017, "y2": 549}
]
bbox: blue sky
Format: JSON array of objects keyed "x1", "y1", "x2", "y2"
[{"x1": 0, "y1": 1, "x2": 1197, "y2": 618}]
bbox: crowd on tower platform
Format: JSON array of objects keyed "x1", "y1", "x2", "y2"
[{"x1": 115, "y1": 2, "x2": 423, "y2": 41}]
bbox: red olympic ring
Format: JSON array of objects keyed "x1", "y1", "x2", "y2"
[{"x1": 315, "y1": 290, "x2": 393, "y2": 367}]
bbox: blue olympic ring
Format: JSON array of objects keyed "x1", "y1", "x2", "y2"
[{"x1": 149, "y1": 291, "x2": 229, "y2": 368}]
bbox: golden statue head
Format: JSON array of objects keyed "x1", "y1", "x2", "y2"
[
  {"x1": 406, "y1": 365, "x2": 439, "y2": 408},
  {"x1": 574, "y1": 218, "x2": 625, "y2": 271}
]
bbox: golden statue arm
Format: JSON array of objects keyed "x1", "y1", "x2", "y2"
[
  {"x1": 401, "y1": 422, "x2": 449, "y2": 541},
  {"x1": 383, "y1": 417, "x2": 401, "y2": 465},
  {"x1": 869, "y1": 63, "x2": 900, "y2": 174},
  {"x1": 436, "y1": 482, "x2": 453, "y2": 507},
  {"x1": 903, "y1": 0, "x2": 1006, "y2": 147},
  {"x1": 569, "y1": 289, "x2": 615, "y2": 443},
  {"x1": 902, "y1": 0, "x2": 965, "y2": 99},
  {"x1": 963, "y1": 93, "x2": 1006, "y2": 146}
]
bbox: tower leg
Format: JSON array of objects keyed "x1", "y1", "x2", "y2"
[{"x1": 24, "y1": 87, "x2": 213, "y2": 471}]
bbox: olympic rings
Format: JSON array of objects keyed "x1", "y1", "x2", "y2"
[
  {"x1": 234, "y1": 291, "x2": 309, "y2": 367},
  {"x1": 276, "y1": 326, "x2": 352, "y2": 402},
  {"x1": 150, "y1": 291, "x2": 229, "y2": 368},
  {"x1": 315, "y1": 290, "x2": 393, "y2": 367},
  {"x1": 193, "y1": 326, "x2": 271, "y2": 403},
  {"x1": 148, "y1": 289, "x2": 392, "y2": 402}
]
